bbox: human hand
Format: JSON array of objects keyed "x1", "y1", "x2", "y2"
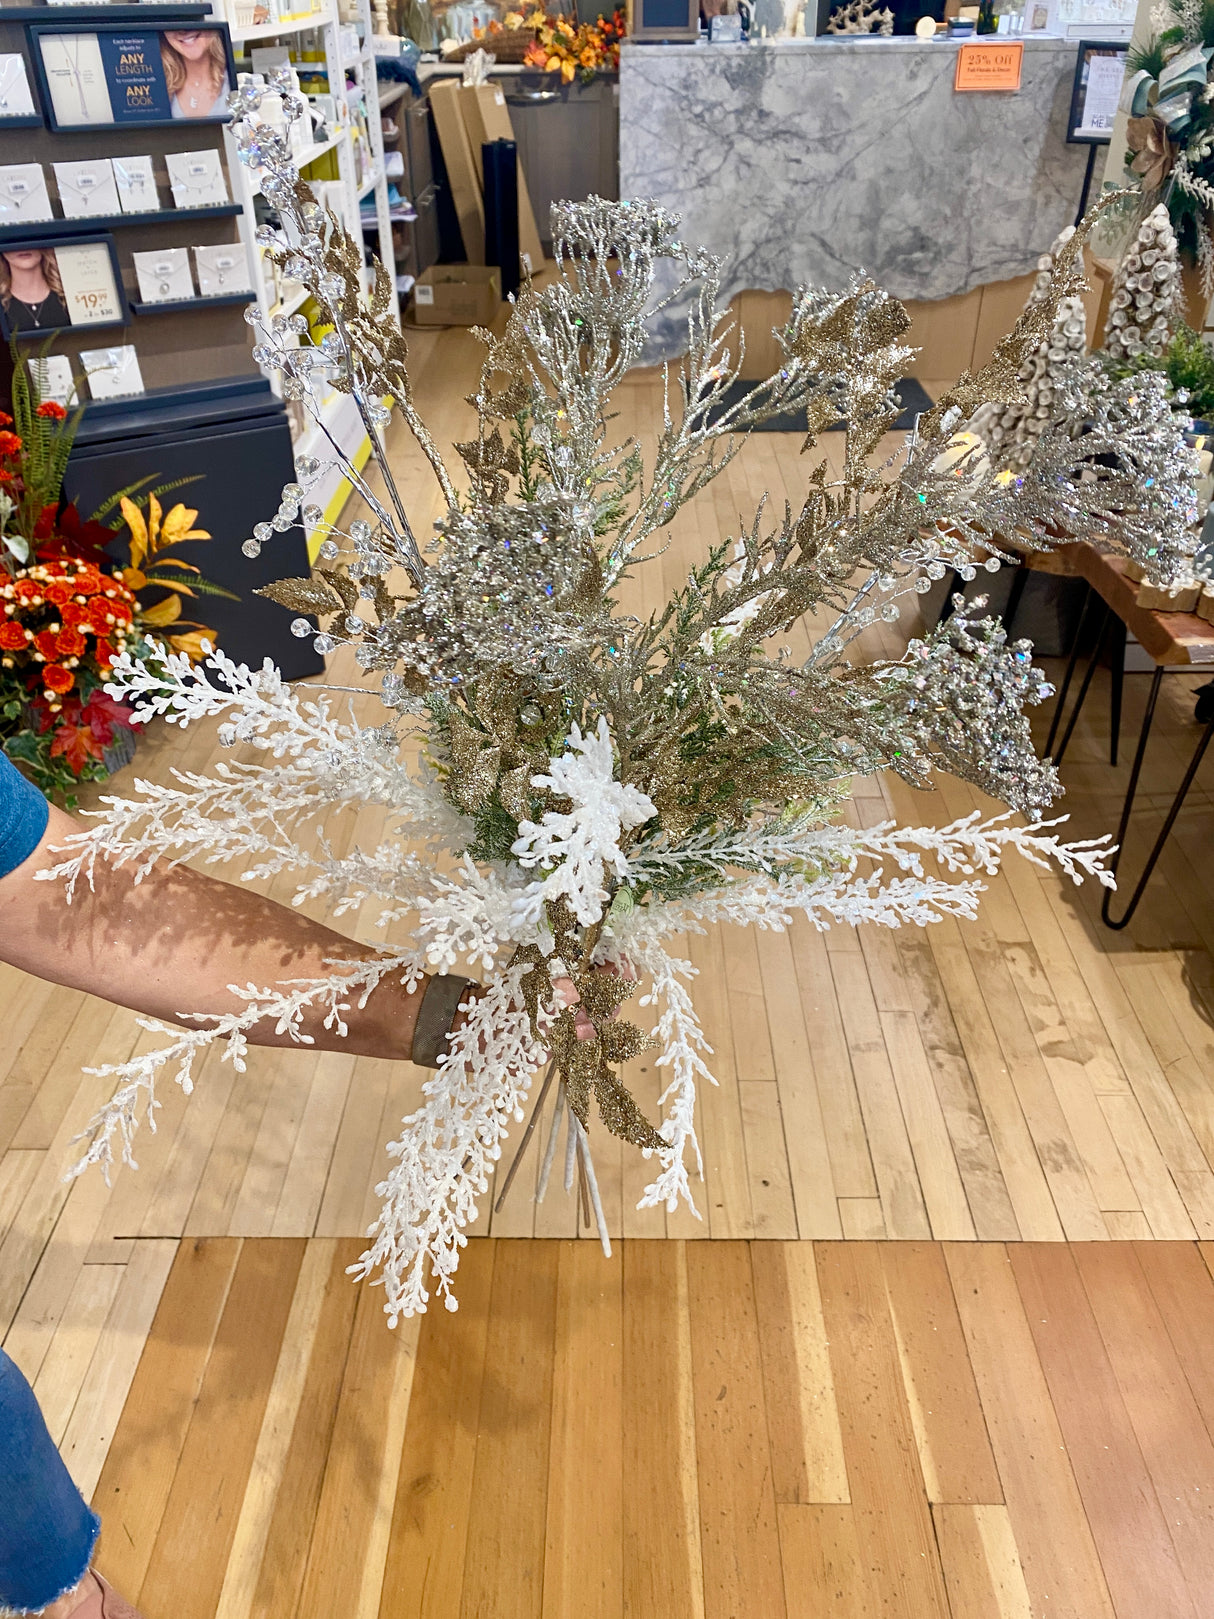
[{"x1": 553, "y1": 957, "x2": 636, "y2": 1041}]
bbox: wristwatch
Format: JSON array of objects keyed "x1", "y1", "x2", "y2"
[{"x1": 411, "y1": 974, "x2": 475, "y2": 1067}]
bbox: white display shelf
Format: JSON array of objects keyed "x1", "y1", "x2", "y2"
[
  {"x1": 294, "y1": 132, "x2": 344, "y2": 170},
  {"x1": 248, "y1": 131, "x2": 344, "y2": 198},
  {"x1": 228, "y1": 13, "x2": 326, "y2": 45},
  {"x1": 276, "y1": 283, "x2": 312, "y2": 320},
  {"x1": 227, "y1": 0, "x2": 399, "y2": 418}
]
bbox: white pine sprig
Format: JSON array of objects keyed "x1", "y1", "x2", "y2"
[
  {"x1": 623, "y1": 934, "x2": 711, "y2": 1215},
  {"x1": 66, "y1": 951, "x2": 424, "y2": 1182},
  {"x1": 349, "y1": 967, "x2": 549, "y2": 1322},
  {"x1": 38, "y1": 648, "x2": 469, "y2": 898}
]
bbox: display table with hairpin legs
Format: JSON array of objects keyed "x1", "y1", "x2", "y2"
[{"x1": 1042, "y1": 541, "x2": 1214, "y2": 930}]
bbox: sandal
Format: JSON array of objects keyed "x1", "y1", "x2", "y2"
[{"x1": 71, "y1": 1571, "x2": 147, "y2": 1619}]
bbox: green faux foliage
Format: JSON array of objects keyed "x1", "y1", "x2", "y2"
[{"x1": 1104, "y1": 323, "x2": 1214, "y2": 420}]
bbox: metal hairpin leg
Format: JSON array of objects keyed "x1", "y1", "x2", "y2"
[
  {"x1": 1043, "y1": 584, "x2": 1094, "y2": 759},
  {"x1": 1101, "y1": 667, "x2": 1214, "y2": 930},
  {"x1": 1002, "y1": 562, "x2": 1030, "y2": 634},
  {"x1": 1050, "y1": 598, "x2": 1115, "y2": 767},
  {"x1": 1107, "y1": 617, "x2": 1126, "y2": 767}
]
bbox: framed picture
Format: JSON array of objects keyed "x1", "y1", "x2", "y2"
[
  {"x1": 0, "y1": 235, "x2": 129, "y2": 341},
  {"x1": 28, "y1": 21, "x2": 235, "y2": 133},
  {"x1": 1067, "y1": 41, "x2": 1129, "y2": 143},
  {"x1": 629, "y1": 0, "x2": 699, "y2": 42}
]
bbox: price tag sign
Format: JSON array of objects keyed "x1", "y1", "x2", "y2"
[
  {"x1": 58, "y1": 242, "x2": 123, "y2": 324},
  {"x1": 954, "y1": 41, "x2": 1024, "y2": 92}
]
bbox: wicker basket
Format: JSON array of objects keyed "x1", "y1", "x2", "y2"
[{"x1": 446, "y1": 26, "x2": 537, "y2": 62}]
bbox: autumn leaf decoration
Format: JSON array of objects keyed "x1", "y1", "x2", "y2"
[{"x1": 118, "y1": 492, "x2": 234, "y2": 658}]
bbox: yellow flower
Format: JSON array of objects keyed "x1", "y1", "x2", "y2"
[
  {"x1": 166, "y1": 629, "x2": 213, "y2": 661},
  {"x1": 139, "y1": 593, "x2": 184, "y2": 628},
  {"x1": 119, "y1": 495, "x2": 150, "y2": 570},
  {"x1": 120, "y1": 494, "x2": 210, "y2": 569},
  {"x1": 158, "y1": 503, "x2": 210, "y2": 548},
  {"x1": 561, "y1": 57, "x2": 575, "y2": 80}
]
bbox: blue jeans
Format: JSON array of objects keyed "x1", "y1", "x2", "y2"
[{"x1": 0, "y1": 1348, "x2": 99, "y2": 1613}]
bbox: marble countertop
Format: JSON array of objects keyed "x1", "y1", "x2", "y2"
[
  {"x1": 623, "y1": 36, "x2": 1077, "y2": 54},
  {"x1": 619, "y1": 35, "x2": 1091, "y2": 358}
]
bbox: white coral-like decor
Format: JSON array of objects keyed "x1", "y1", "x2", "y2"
[
  {"x1": 38, "y1": 80, "x2": 1199, "y2": 1322},
  {"x1": 512, "y1": 718, "x2": 658, "y2": 928}
]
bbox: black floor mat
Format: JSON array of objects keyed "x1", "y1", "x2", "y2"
[{"x1": 701, "y1": 376, "x2": 935, "y2": 434}]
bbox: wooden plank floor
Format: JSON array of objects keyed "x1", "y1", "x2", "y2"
[
  {"x1": 78, "y1": 1236, "x2": 1214, "y2": 1619},
  {"x1": 1, "y1": 320, "x2": 1212, "y2": 1615}
]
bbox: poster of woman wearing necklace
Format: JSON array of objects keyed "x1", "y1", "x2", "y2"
[
  {"x1": 0, "y1": 240, "x2": 127, "y2": 341},
  {"x1": 31, "y1": 23, "x2": 235, "y2": 130},
  {"x1": 161, "y1": 30, "x2": 231, "y2": 120}
]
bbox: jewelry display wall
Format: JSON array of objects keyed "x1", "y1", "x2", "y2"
[
  {"x1": 0, "y1": 0, "x2": 398, "y2": 502},
  {"x1": 0, "y1": 5, "x2": 257, "y2": 394},
  {"x1": 0, "y1": 7, "x2": 327, "y2": 681}
]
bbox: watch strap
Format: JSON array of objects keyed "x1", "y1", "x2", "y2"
[{"x1": 411, "y1": 973, "x2": 473, "y2": 1068}]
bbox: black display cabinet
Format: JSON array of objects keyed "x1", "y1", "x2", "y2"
[{"x1": 64, "y1": 376, "x2": 324, "y2": 681}]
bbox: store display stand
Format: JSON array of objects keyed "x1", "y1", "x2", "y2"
[
  {"x1": 223, "y1": 0, "x2": 399, "y2": 536},
  {"x1": 0, "y1": 0, "x2": 325, "y2": 676}
]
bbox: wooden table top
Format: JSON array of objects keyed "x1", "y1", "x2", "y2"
[{"x1": 1069, "y1": 542, "x2": 1214, "y2": 668}]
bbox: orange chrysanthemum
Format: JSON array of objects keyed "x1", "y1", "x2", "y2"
[{"x1": 43, "y1": 664, "x2": 74, "y2": 694}]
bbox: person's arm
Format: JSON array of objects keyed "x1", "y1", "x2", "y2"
[{"x1": 0, "y1": 801, "x2": 425, "y2": 1060}]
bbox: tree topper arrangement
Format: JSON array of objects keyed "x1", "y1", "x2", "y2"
[{"x1": 44, "y1": 73, "x2": 1199, "y2": 1322}]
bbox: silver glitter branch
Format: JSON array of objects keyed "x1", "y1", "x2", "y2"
[{"x1": 47, "y1": 118, "x2": 1203, "y2": 1316}]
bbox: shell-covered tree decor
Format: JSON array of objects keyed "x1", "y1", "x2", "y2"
[
  {"x1": 970, "y1": 226, "x2": 1090, "y2": 473},
  {"x1": 44, "y1": 76, "x2": 1199, "y2": 1321},
  {"x1": 1103, "y1": 203, "x2": 1182, "y2": 362}
]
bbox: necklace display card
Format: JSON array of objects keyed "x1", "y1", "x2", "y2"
[
  {"x1": 54, "y1": 158, "x2": 121, "y2": 219},
  {"x1": 80, "y1": 344, "x2": 144, "y2": 400},
  {"x1": 165, "y1": 149, "x2": 228, "y2": 209},
  {"x1": 114, "y1": 154, "x2": 159, "y2": 213},
  {"x1": 193, "y1": 243, "x2": 251, "y2": 297},
  {"x1": 133, "y1": 245, "x2": 193, "y2": 303},
  {"x1": 0, "y1": 164, "x2": 54, "y2": 224}
]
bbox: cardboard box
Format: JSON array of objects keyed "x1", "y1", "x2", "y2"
[
  {"x1": 408, "y1": 264, "x2": 501, "y2": 326},
  {"x1": 459, "y1": 83, "x2": 545, "y2": 276},
  {"x1": 429, "y1": 79, "x2": 485, "y2": 263}
]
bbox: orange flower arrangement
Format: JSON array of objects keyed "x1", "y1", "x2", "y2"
[
  {"x1": 0, "y1": 354, "x2": 226, "y2": 800},
  {"x1": 505, "y1": 6, "x2": 627, "y2": 84},
  {"x1": 0, "y1": 556, "x2": 135, "y2": 708}
]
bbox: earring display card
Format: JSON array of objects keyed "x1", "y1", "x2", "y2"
[
  {"x1": 165, "y1": 149, "x2": 228, "y2": 209},
  {"x1": 80, "y1": 344, "x2": 144, "y2": 400},
  {"x1": 53, "y1": 158, "x2": 121, "y2": 219},
  {"x1": 193, "y1": 243, "x2": 251, "y2": 297},
  {"x1": 0, "y1": 55, "x2": 37, "y2": 119},
  {"x1": 132, "y1": 245, "x2": 193, "y2": 303},
  {"x1": 0, "y1": 165, "x2": 54, "y2": 225},
  {"x1": 30, "y1": 354, "x2": 78, "y2": 409},
  {"x1": 113, "y1": 155, "x2": 159, "y2": 214}
]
